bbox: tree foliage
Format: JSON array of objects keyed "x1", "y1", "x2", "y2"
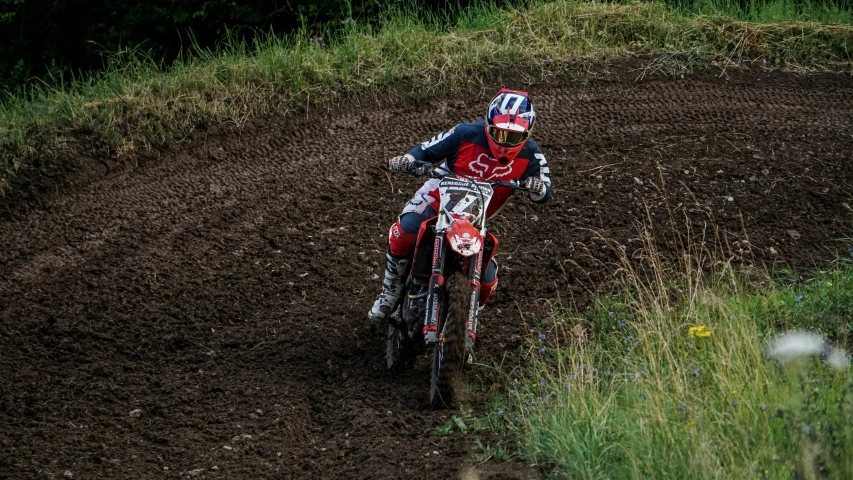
[{"x1": 0, "y1": 0, "x2": 421, "y2": 91}]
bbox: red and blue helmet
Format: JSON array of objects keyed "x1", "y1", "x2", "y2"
[{"x1": 485, "y1": 88, "x2": 536, "y2": 163}]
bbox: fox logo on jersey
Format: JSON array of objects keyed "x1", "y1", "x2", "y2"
[{"x1": 469, "y1": 153, "x2": 514, "y2": 180}]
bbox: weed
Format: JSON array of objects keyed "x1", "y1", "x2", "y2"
[
  {"x1": 489, "y1": 220, "x2": 853, "y2": 478},
  {"x1": 475, "y1": 438, "x2": 512, "y2": 462}
]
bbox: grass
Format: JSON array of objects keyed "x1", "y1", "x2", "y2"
[
  {"x1": 484, "y1": 225, "x2": 853, "y2": 479},
  {"x1": 1, "y1": 0, "x2": 852, "y2": 196},
  {"x1": 671, "y1": 0, "x2": 853, "y2": 24}
]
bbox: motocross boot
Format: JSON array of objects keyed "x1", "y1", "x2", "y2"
[{"x1": 368, "y1": 253, "x2": 410, "y2": 323}]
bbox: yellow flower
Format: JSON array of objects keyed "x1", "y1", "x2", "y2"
[
  {"x1": 827, "y1": 282, "x2": 833, "y2": 287},
  {"x1": 688, "y1": 324, "x2": 712, "y2": 338}
]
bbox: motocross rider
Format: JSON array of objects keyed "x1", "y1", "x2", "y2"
[{"x1": 368, "y1": 89, "x2": 552, "y2": 332}]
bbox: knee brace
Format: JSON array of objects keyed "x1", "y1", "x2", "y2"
[{"x1": 388, "y1": 219, "x2": 418, "y2": 257}]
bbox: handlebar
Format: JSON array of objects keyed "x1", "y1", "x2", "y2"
[{"x1": 399, "y1": 160, "x2": 527, "y2": 191}]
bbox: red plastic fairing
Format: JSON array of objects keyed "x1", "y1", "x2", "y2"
[
  {"x1": 410, "y1": 216, "x2": 437, "y2": 263},
  {"x1": 483, "y1": 232, "x2": 499, "y2": 269},
  {"x1": 479, "y1": 277, "x2": 497, "y2": 306},
  {"x1": 414, "y1": 216, "x2": 438, "y2": 247},
  {"x1": 447, "y1": 219, "x2": 483, "y2": 257},
  {"x1": 477, "y1": 232, "x2": 499, "y2": 307}
]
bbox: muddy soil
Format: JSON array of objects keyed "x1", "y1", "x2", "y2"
[{"x1": 1, "y1": 68, "x2": 852, "y2": 479}]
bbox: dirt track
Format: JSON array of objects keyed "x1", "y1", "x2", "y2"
[{"x1": 2, "y1": 68, "x2": 853, "y2": 479}]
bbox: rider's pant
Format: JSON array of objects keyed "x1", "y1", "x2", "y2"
[{"x1": 388, "y1": 179, "x2": 497, "y2": 305}]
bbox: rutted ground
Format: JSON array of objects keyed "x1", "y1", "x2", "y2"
[{"x1": 1, "y1": 68, "x2": 852, "y2": 479}]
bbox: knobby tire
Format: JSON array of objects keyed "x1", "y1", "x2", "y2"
[
  {"x1": 430, "y1": 271, "x2": 471, "y2": 409},
  {"x1": 386, "y1": 314, "x2": 411, "y2": 373}
]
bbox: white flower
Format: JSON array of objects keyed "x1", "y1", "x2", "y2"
[
  {"x1": 825, "y1": 348, "x2": 850, "y2": 369},
  {"x1": 767, "y1": 331, "x2": 849, "y2": 370},
  {"x1": 768, "y1": 332, "x2": 824, "y2": 361}
]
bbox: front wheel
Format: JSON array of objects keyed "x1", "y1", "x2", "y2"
[{"x1": 429, "y1": 271, "x2": 471, "y2": 409}]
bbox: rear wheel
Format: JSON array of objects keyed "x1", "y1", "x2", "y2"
[
  {"x1": 429, "y1": 271, "x2": 471, "y2": 409},
  {"x1": 386, "y1": 314, "x2": 411, "y2": 374}
]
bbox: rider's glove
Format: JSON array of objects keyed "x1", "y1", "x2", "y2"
[
  {"x1": 524, "y1": 177, "x2": 547, "y2": 197},
  {"x1": 388, "y1": 154, "x2": 415, "y2": 173}
]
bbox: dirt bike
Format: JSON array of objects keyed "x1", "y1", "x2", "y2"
[{"x1": 386, "y1": 161, "x2": 525, "y2": 409}]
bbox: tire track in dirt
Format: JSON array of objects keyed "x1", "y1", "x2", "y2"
[{"x1": 1, "y1": 69, "x2": 852, "y2": 479}]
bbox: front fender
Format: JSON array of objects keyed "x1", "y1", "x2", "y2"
[{"x1": 446, "y1": 219, "x2": 483, "y2": 257}]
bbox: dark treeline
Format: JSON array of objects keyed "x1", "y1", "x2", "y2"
[{"x1": 0, "y1": 0, "x2": 495, "y2": 92}]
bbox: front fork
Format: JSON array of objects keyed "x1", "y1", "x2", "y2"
[
  {"x1": 465, "y1": 248, "x2": 483, "y2": 356},
  {"x1": 422, "y1": 236, "x2": 445, "y2": 344},
  {"x1": 423, "y1": 234, "x2": 483, "y2": 355}
]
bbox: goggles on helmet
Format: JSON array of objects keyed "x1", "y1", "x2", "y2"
[{"x1": 487, "y1": 124, "x2": 529, "y2": 147}]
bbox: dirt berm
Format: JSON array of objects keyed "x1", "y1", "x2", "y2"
[{"x1": 1, "y1": 67, "x2": 852, "y2": 479}]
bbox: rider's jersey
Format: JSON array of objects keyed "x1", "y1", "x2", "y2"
[{"x1": 407, "y1": 119, "x2": 551, "y2": 218}]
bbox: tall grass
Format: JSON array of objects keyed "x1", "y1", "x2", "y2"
[
  {"x1": 487, "y1": 225, "x2": 853, "y2": 478},
  {"x1": 2, "y1": 0, "x2": 853, "y2": 196},
  {"x1": 670, "y1": 0, "x2": 853, "y2": 24}
]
